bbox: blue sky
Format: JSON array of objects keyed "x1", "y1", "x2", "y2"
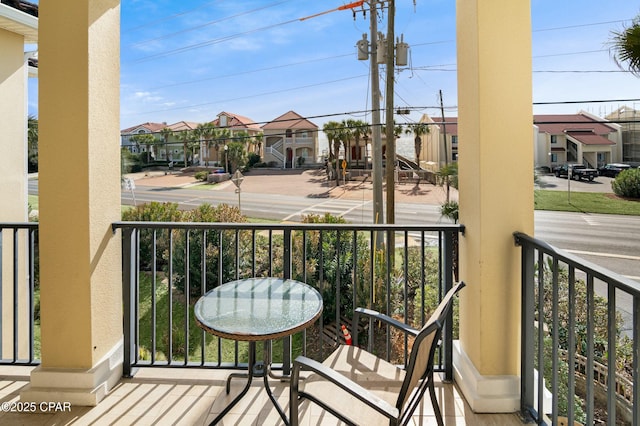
[{"x1": 28, "y1": 1, "x2": 640, "y2": 142}]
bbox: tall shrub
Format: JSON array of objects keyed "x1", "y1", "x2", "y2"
[{"x1": 612, "y1": 168, "x2": 640, "y2": 199}]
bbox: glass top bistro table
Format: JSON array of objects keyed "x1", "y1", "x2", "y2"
[{"x1": 194, "y1": 277, "x2": 323, "y2": 425}]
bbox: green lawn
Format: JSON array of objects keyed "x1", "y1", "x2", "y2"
[{"x1": 534, "y1": 190, "x2": 640, "y2": 215}]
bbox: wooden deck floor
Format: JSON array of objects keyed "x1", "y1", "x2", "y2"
[{"x1": 0, "y1": 366, "x2": 526, "y2": 425}]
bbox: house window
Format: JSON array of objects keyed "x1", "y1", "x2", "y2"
[
  {"x1": 550, "y1": 135, "x2": 557, "y2": 144},
  {"x1": 286, "y1": 129, "x2": 293, "y2": 138},
  {"x1": 299, "y1": 131, "x2": 308, "y2": 138},
  {"x1": 451, "y1": 135, "x2": 458, "y2": 145},
  {"x1": 220, "y1": 115, "x2": 227, "y2": 127},
  {"x1": 550, "y1": 153, "x2": 558, "y2": 162}
]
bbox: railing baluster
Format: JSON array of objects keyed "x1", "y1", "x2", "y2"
[
  {"x1": 633, "y1": 292, "x2": 640, "y2": 426},
  {"x1": 608, "y1": 283, "x2": 617, "y2": 425},
  {"x1": 551, "y1": 258, "x2": 559, "y2": 425},
  {"x1": 567, "y1": 266, "x2": 576, "y2": 425},
  {"x1": 586, "y1": 275, "x2": 595, "y2": 426},
  {"x1": 518, "y1": 232, "x2": 535, "y2": 421}
]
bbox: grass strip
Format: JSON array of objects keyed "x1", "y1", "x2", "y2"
[{"x1": 534, "y1": 190, "x2": 640, "y2": 215}]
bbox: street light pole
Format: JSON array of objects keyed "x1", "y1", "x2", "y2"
[{"x1": 224, "y1": 144, "x2": 229, "y2": 173}]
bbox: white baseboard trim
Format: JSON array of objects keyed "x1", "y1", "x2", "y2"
[
  {"x1": 21, "y1": 338, "x2": 123, "y2": 406},
  {"x1": 452, "y1": 340, "x2": 520, "y2": 413}
]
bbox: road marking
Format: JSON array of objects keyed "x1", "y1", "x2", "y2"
[
  {"x1": 565, "y1": 249, "x2": 640, "y2": 261},
  {"x1": 282, "y1": 200, "x2": 368, "y2": 221}
]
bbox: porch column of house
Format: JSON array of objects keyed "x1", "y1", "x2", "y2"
[
  {"x1": 454, "y1": 0, "x2": 534, "y2": 412},
  {"x1": 21, "y1": 0, "x2": 123, "y2": 406}
]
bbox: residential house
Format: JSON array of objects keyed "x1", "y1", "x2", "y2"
[
  {"x1": 606, "y1": 105, "x2": 640, "y2": 164},
  {"x1": 166, "y1": 121, "x2": 199, "y2": 164},
  {"x1": 120, "y1": 122, "x2": 166, "y2": 155},
  {"x1": 418, "y1": 115, "x2": 459, "y2": 170},
  {"x1": 261, "y1": 111, "x2": 319, "y2": 168},
  {"x1": 534, "y1": 112, "x2": 622, "y2": 169},
  {"x1": 121, "y1": 121, "x2": 199, "y2": 165},
  {"x1": 420, "y1": 112, "x2": 622, "y2": 171},
  {"x1": 209, "y1": 111, "x2": 262, "y2": 166}
]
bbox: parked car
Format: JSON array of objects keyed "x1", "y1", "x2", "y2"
[
  {"x1": 554, "y1": 163, "x2": 598, "y2": 181},
  {"x1": 598, "y1": 163, "x2": 632, "y2": 177}
]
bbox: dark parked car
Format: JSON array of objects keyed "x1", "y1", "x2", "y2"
[
  {"x1": 554, "y1": 164, "x2": 598, "y2": 181},
  {"x1": 598, "y1": 163, "x2": 631, "y2": 177}
]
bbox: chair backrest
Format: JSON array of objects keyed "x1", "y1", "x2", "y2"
[{"x1": 395, "y1": 281, "x2": 465, "y2": 414}]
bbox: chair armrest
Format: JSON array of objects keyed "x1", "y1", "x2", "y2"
[
  {"x1": 292, "y1": 355, "x2": 399, "y2": 421},
  {"x1": 354, "y1": 307, "x2": 419, "y2": 340}
]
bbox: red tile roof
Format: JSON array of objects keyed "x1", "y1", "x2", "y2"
[
  {"x1": 439, "y1": 117, "x2": 458, "y2": 135},
  {"x1": 121, "y1": 122, "x2": 167, "y2": 134},
  {"x1": 261, "y1": 110, "x2": 318, "y2": 130},
  {"x1": 565, "y1": 130, "x2": 615, "y2": 146},
  {"x1": 534, "y1": 114, "x2": 616, "y2": 135}
]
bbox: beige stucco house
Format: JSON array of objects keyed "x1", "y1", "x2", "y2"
[
  {"x1": 262, "y1": 110, "x2": 318, "y2": 168},
  {"x1": 420, "y1": 111, "x2": 622, "y2": 171}
]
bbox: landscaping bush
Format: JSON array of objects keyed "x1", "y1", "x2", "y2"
[
  {"x1": 612, "y1": 168, "x2": 640, "y2": 199},
  {"x1": 247, "y1": 152, "x2": 261, "y2": 168},
  {"x1": 122, "y1": 202, "x2": 183, "y2": 270},
  {"x1": 194, "y1": 170, "x2": 209, "y2": 181}
]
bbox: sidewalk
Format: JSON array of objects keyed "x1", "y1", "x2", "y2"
[{"x1": 130, "y1": 168, "x2": 458, "y2": 206}]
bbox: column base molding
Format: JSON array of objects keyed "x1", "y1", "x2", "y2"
[
  {"x1": 452, "y1": 340, "x2": 520, "y2": 413},
  {"x1": 21, "y1": 338, "x2": 123, "y2": 406}
]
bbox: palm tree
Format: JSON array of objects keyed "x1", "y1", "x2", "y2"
[
  {"x1": 436, "y1": 162, "x2": 458, "y2": 203},
  {"x1": 214, "y1": 128, "x2": 231, "y2": 166},
  {"x1": 28, "y1": 115, "x2": 38, "y2": 170},
  {"x1": 252, "y1": 133, "x2": 263, "y2": 158},
  {"x1": 405, "y1": 123, "x2": 430, "y2": 167},
  {"x1": 130, "y1": 133, "x2": 157, "y2": 165},
  {"x1": 322, "y1": 121, "x2": 341, "y2": 161},
  {"x1": 159, "y1": 127, "x2": 173, "y2": 163},
  {"x1": 196, "y1": 122, "x2": 216, "y2": 166},
  {"x1": 610, "y1": 16, "x2": 640, "y2": 76},
  {"x1": 226, "y1": 141, "x2": 247, "y2": 174},
  {"x1": 348, "y1": 119, "x2": 370, "y2": 168},
  {"x1": 175, "y1": 130, "x2": 195, "y2": 167}
]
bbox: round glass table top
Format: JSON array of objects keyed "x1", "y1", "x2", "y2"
[{"x1": 194, "y1": 277, "x2": 323, "y2": 341}]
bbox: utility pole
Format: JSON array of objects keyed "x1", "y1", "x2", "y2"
[
  {"x1": 439, "y1": 89, "x2": 448, "y2": 166},
  {"x1": 384, "y1": 0, "x2": 396, "y2": 224},
  {"x1": 369, "y1": 0, "x2": 384, "y2": 225}
]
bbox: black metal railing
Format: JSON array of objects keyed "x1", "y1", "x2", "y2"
[
  {"x1": 112, "y1": 222, "x2": 463, "y2": 379},
  {"x1": 516, "y1": 232, "x2": 639, "y2": 426},
  {"x1": 0, "y1": 223, "x2": 39, "y2": 365}
]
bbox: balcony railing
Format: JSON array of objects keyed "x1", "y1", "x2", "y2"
[
  {"x1": 111, "y1": 222, "x2": 463, "y2": 379},
  {"x1": 0, "y1": 222, "x2": 39, "y2": 365},
  {"x1": 516, "y1": 232, "x2": 639, "y2": 426}
]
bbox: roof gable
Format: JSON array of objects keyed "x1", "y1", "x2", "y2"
[
  {"x1": 213, "y1": 112, "x2": 261, "y2": 131},
  {"x1": 262, "y1": 110, "x2": 318, "y2": 130}
]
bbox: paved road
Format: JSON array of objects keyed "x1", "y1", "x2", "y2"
[{"x1": 29, "y1": 176, "x2": 639, "y2": 281}]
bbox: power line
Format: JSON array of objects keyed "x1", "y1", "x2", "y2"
[
  {"x1": 124, "y1": 0, "x2": 224, "y2": 33},
  {"x1": 131, "y1": 0, "x2": 294, "y2": 47}
]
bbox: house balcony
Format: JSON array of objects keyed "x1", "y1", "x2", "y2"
[{"x1": 1, "y1": 221, "x2": 637, "y2": 425}]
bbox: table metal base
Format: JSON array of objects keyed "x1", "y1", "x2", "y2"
[{"x1": 209, "y1": 341, "x2": 289, "y2": 425}]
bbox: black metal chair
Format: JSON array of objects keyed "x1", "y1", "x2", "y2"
[{"x1": 290, "y1": 281, "x2": 465, "y2": 426}]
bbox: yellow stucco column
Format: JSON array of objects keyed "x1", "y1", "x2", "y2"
[
  {"x1": 454, "y1": 0, "x2": 534, "y2": 412},
  {"x1": 21, "y1": 0, "x2": 123, "y2": 406}
]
